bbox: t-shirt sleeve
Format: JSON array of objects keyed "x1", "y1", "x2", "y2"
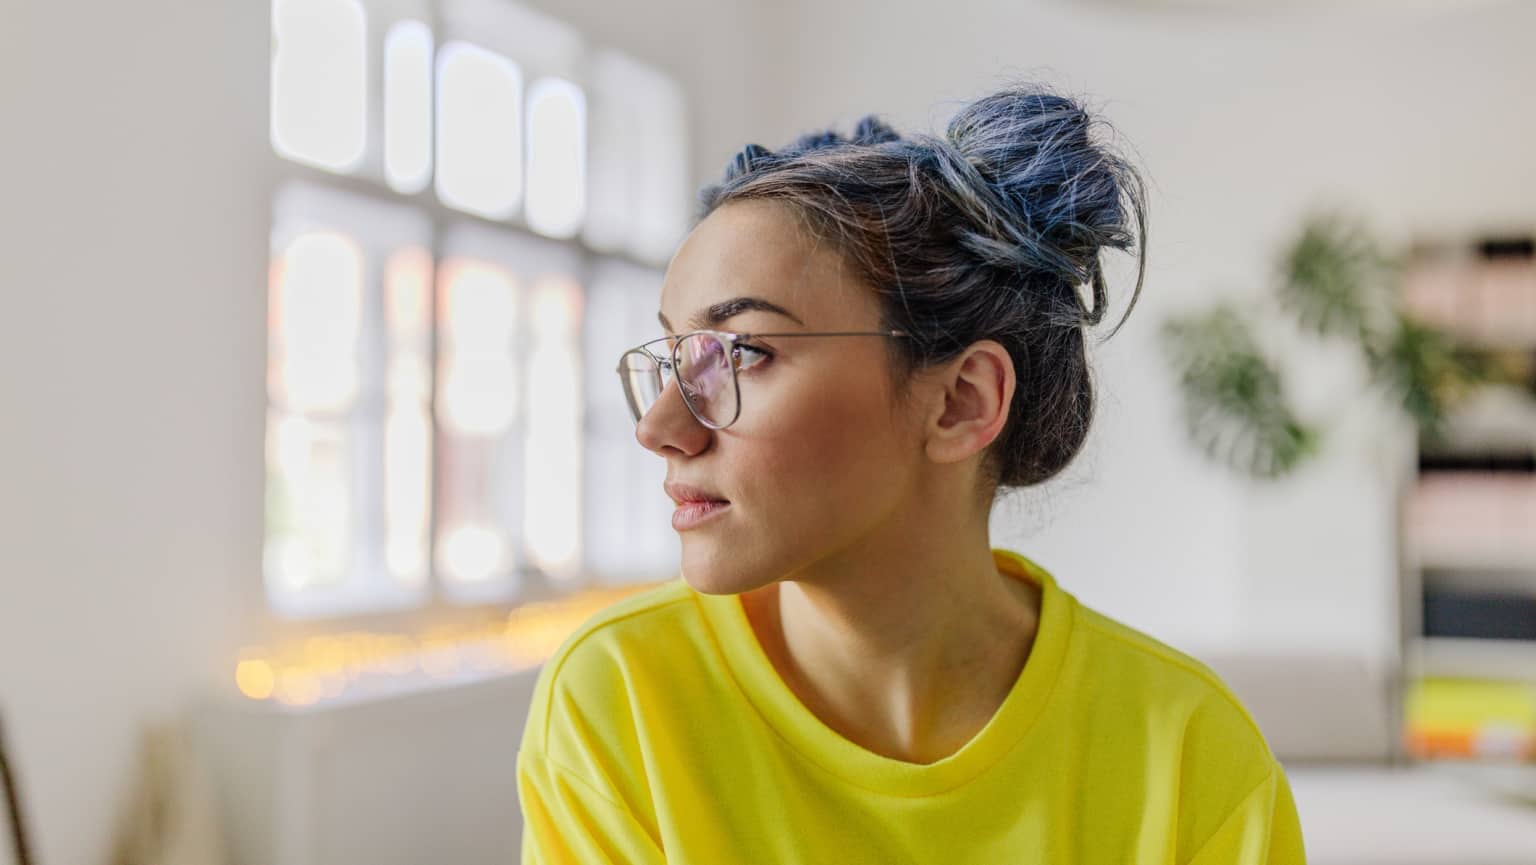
[
  {"x1": 517, "y1": 747, "x2": 666, "y2": 865},
  {"x1": 1183, "y1": 760, "x2": 1307, "y2": 865}
]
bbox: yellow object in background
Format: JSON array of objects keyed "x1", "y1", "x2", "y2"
[{"x1": 1405, "y1": 677, "x2": 1536, "y2": 761}]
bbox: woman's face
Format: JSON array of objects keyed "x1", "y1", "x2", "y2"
[{"x1": 638, "y1": 199, "x2": 925, "y2": 595}]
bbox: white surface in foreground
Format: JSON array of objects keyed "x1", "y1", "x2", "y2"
[{"x1": 1288, "y1": 764, "x2": 1536, "y2": 865}]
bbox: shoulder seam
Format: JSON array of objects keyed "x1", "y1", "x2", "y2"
[
  {"x1": 520, "y1": 748, "x2": 667, "y2": 855},
  {"x1": 1080, "y1": 616, "x2": 1226, "y2": 691},
  {"x1": 1079, "y1": 616, "x2": 1273, "y2": 752},
  {"x1": 538, "y1": 591, "x2": 693, "y2": 745},
  {"x1": 520, "y1": 747, "x2": 633, "y2": 813}
]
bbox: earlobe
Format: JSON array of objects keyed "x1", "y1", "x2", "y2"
[{"x1": 923, "y1": 342, "x2": 1014, "y2": 465}]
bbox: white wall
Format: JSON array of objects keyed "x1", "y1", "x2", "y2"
[
  {"x1": 0, "y1": 1, "x2": 760, "y2": 863},
  {"x1": 742, "y1": 0, "x2": 1536, "y2": 658},
  {"x1": 1, "y1": 4, "x2": 269, "y2": 864}
]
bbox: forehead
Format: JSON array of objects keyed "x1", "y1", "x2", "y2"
[{"x1": 660, "y1": 199, "x2": 869, "y2": 329}]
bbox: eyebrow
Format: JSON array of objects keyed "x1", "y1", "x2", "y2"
[{"x1": 658, "y1": 296, "x2": 806, "y2": 332}]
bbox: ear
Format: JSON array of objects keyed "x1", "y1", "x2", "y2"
[{"x1": 923, "y1": 340, "x2": 1016, "y2": 466}]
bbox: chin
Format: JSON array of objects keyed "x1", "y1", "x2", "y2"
[{"x1": 677, "y1": 540, "x2": 772, "y2": 596}]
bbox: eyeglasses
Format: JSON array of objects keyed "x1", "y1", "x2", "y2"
[{"x1": 616, "y1": 328, "x2": 910, "y2": 429}]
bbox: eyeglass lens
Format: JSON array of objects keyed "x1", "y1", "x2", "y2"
[{"x1": 620, "y1": 333, "x2": 739, "y2": 427}]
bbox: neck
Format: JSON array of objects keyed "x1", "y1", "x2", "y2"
[{"x1": 741, "y1": 501, "x2": 1042, "y2": 765}]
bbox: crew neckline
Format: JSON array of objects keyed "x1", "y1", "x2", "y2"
[{"x1": 691, "y1": 547, "x2": 1075, "y2": 798}]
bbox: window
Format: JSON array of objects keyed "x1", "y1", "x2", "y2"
[
  {"x1": 525, "y1": 78, "x2": 587, "y2": 239},
  {"x1": 266, "y1": 0, "x2": 686, "y2": 618},
  {"x1": 270, "y1": 0, "x2": 368, "y2": 172},
  {"x1": 384, "y1": 19, "x2": 434, "y2": 193},
  {"x1": 435, "y1": 41, "x2": 524, "y2": 219},
  {"x1": 267, "y1": 184, "x2": 435, "y2": 617}
]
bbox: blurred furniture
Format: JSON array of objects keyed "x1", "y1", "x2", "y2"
[
  {"x1": 0, "y1": 710, "x2": 34, "y2": 865},
  {"x1": 1206, "y1": 640, "x2": 1536, "y2": 864},
  {"x1": 1203, "y1": 651, "x2": 1399, "y2": 764},
  {"x1": 193, "y1": 666, "x2": 541, "y2": 865},
  {"x1": 108, "y1": 717, "x2": 230, "y2": 865},
  {"x1": 1399, "y1": 241, "x2": 1536, "y2": 712}
]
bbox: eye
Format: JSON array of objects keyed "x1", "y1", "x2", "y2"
[{"x1": 732, "y1": 342, "x2": 772, "y2": 372}]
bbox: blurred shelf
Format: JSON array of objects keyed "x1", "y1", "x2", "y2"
[
  {"x1": 1401, "y1": 249, "x2": 1536, "y2": 349},
  {"x1": 1397, "y1": 236, "x2": 1536, "y2": 763},
  {"x1": 1410, "y1": 636, "x2": 1536, "y2": 683},
  {"x1": 1422, "y1": 569, "x2": 1536, "y2": 601},
  {"x1": 1417, "y1": 549, "x2": 1536, "y2": 578}
]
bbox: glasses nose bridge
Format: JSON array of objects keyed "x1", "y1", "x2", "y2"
[{"x1": 640, "y1": 338, "x2": 679, "y2": 378}]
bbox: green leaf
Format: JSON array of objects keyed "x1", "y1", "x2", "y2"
[
  {"x1": 1161, "y1": 304, "x2": 1321, "y2": 478},
  {"x1": 1276, "y1": 211, "x2": 1397, "y2": 343}
]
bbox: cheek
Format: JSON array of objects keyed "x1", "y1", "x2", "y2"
[{"x1": 737, "y1": 371, "x2": 912, "y2": 511}]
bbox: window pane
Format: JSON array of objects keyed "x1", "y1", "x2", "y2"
[
  {"x1": 269, "y1": 231, "x2": 364, "y2": 414},
  {"x1": 525, "y1": 78, "x2": 586, "y2": 239},
  {"x1": 435, "y1": 257, "x2": 523, "y2": 598},
  {"x1": 383, "y1": 246, "x2": 434, "y2": 588},
  {"x1": 265, "y1": 231, "x2": 365, "y2": 597},
  {"x1": 384, "y1": 20, "x2": 434, "y2": 194},
  {"x1": 435, "y1": 42, "x2": 523, "y2": 220},
  {"x1": 270, "y1": 0, "x2": 367, "y2": 172},
  {"x1": 266, "y1": 182, "x2": 434, "y2": 618},
  {"x1": 523, "y1": 276, "x2": 584, "y2": 581},
  {"x1": 265, "y1": 411, "x2": 355, "y2": 592}
]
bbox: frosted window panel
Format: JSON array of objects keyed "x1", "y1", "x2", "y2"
[
  {"x1": 382, "y1": 246, "x2": 434, "y2": 588},
  {"x1": 525, "y1": 78, "x2": 587, "y2": 239},
  {"x1": 265, "y1": 411, "x2": 355, "y2": 594},
  {"x1": 523, "y1": 277, "x2": 584, "y2": 581},
  {"x1": 267, "y1": 182, "x2": 435, "y2": 618},
  {"x1": 383, "y1": 19, "x2": 434, "y2": 194},
  {"x1": 269, "y1": 232, "x2": 364, "y2": 414},
  {"x1": 583, "y1": 52, "x2": 690, "y2": 265},
  {"x1": 435, "y1": 42, "x2": 523, "y2": 220},
  {"x1": 437, "y1": 260, "x2": 519, "y2": 436},
  {"x1": 435, "y1": 257, "x2": 523, "y2": 599},
  {"x1": 270, "y1": 0, "x2": 367, "y2": 172},
  {"x1": 582, "y1": 260, "x2": 679, "y2": 583}
]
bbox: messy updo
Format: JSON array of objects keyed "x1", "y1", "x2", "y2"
[{"x1": 695, "y1": 82, "x2": 1148, "y2": 493}]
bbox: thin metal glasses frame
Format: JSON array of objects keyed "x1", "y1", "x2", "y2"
[{"x1": 616, "y1": 328, "x2": 910, "y2": 429}]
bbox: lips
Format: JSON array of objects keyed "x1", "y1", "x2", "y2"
[{"x1": 664, "y1": 480, "x2": 728, "y2": 505}]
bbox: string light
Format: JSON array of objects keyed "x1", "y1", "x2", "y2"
[{"x1": 234, "y1": 582, "x2": 662, "y2": 706}]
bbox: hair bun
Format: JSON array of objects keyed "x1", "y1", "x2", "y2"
[
  {"x1": 929, "y1": 85, "x2": 1145, "y2": 328},
  {"x1": 693, "y1": 81, "x2": 1150, "y2": 487}
]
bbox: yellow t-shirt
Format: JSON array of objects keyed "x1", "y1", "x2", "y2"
[{"x1": 517, "y1": 548, "x2": 1307, "y2": 864}]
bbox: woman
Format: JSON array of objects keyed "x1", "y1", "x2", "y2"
[{"x1": 516, "y1": 82, "x2": 1306, "y2": 864}]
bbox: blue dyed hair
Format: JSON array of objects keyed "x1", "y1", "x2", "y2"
[{"x1": 695, "y1": 82, "x2": 1150, "y2": 491}]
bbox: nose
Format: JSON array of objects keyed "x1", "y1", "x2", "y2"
[{"x1": 635, "y1": 374, "x2": 712, "y2": 457}]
